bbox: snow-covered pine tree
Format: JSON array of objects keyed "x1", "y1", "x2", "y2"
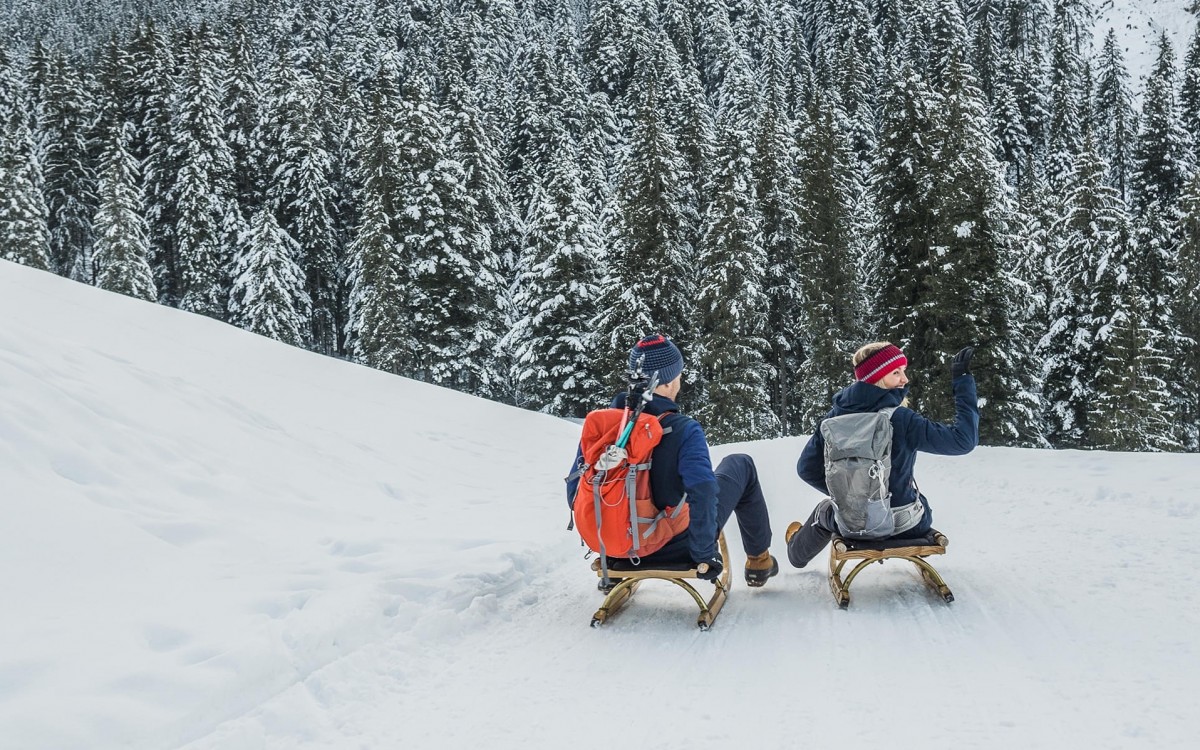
[
  {"x1": 691, "y1": 58, "x2": 780, "y2": 443},
  {"x1": 1044, "y1": 0, "x2": 1090, "y2": 188},
  {"x1": 37, "y1": 52, "x2": 97, "y2": 282},
  {"x1": 446, "y1": 72, "x2": 514, "y2": 400},
  {"x1": 555, "y1": 27, "x2": 617, "y2": 209},
  {"x1": 282, "y1": 0, "x2": 336, "y2": 82},
  {"x1": 1041, "y1": 133, "x2": 1127, "y2": 448},
  {"x1": 1009, "y1": 151, "x2": 1054, "y2": 445},
  {"x1": 596, "y1": 27, "x2": 696, "y2": 385},
  {"x1": 503, "y1": 129, "x2": 606, "y2": 417},
  {"x1": 664, "y1": 58, "x2": 715, "y2": 266},
  {"x1": 329, "y1": 0, "x2": 387, "y2": 87},
  {"x1": 394, "y1": 0, "x2": 449, "y2": 53},
  {"x1": 660, "y1": 0, "x2": 698, "y2": 70},
  {"x1": 872, "y1": 65, "x2": 939, "y2": 351},
  {"x1": 228, "y1": 204, "x2": 312, "y2": 347},
  {"x1": 993, "y1": 51, "x2": 1032, "y2": 184},
  {"x1": 1, "y1": 109, "x2": 52, "y2": 270},
  {"x1": 581, "y1": 0, "x2": 641, "y2": 102},
  {"x1": 259, "y1": 60, "x2": 338, "y2": 353},
  {"x1": 924, "y1": 52, "x2": 1038, "y2": 443},
  {"x1": 326, "y1": 15, "x2": 376, "y2": 359},
  {"x1": 926, "y1": 0, "x2": 970, "y2": 89},
  {"x1": 1133, "y1": 33, "x2": 1188, "y2": 215},
  {"x1": 998, "y1": 0, "x2": 1052, "y2": 56},
  {"x1": 347, "y1": 59, "x2": 410, "y2": 375},
  {"x1": 1180, "y1": 19, "x2": 1200, "y2": 163},
  {"x1": 453, "y1": 0, "x2": 520, "y2": 86},
  {"x1": 1131, "y1": 32, "x2": 1186, "y2": 364},
  {"x1": 347, "y1": 191, "x2": 409, "y2": 373},
  {"x1": 694, "y1": 0, "x2": 740, "y2": 99},
  {"x1": 0, "y1": 44, "x2": 16, "y2": 201},
  {"x1": 730, "y1": 0, "x2": 777, "y2": 65},
  {"x1": 998, "y1": 0, "x2": 1051, "y2": 164},
  {"x1": 1176, "y1": 170, "x2": 1200, "y2": 451},
  {"x1": 508, "y1": 36, "x2": 568, "y2": 217},
  {"x1": 94, "y1": 122, "x2": 156, "y2": 302},
  {"x1": 128, "y1": 20, "x2": 179, "y2": 304},
  {"x1": 0, "y1": 43, "x2": 19, "y2": 129},
  {"x1": 223, "y1": 20, "x2": 263, "y2": 215},
  {"x1": 24, "y1": 39, "x2": 51, "y2": 120},
  {"x1": 756, "y1": 22, "x2": 807, "y2": 432},
  {"x1": 791, "y1": 88, "x2": 866, "y2": 435},
  {"x1": 830, "y1": 0, "x2": 883, "y2": 165},
  {"x1": 391, "y1": 68, "x2": 495, "y2": 392},
  {"x1": 782, "y1": 11, "x2": 814, "y2": 119},
  {"x1": 969, "y1": 0, "x2": 1003, "y2": 104},
  {"x1": 172, "y1": 155, "x2": 226, "y2": 319},
  {"x1": 1090, "y1": 291, "x2": 1179, "y2": 452},
  {"x1": 92, "y1": 35, "x2": 134, "y2": 169},
  {"x1": 171, "y1": 25, "x2": 236, "y2": 321},
  {"x1": 1093, "y1": 28, "x2": 1137, "y2": 203}
]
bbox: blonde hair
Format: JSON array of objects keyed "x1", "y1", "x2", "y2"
[
  {"x1": 852, "y1": 341, "x2": 910, "y2": 407},
  {"x1": 852, "y1": 341, "x2": 893, "y2": 368}
]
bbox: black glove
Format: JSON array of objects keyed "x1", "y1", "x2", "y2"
[
  {"x1": 950, "y1": 346, "x2": 974, "y2": 378},
  {"x1": 696, "y1": 553, "x2": 724, "y2": 581}
]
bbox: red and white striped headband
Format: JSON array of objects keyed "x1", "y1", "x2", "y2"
[{"x1": 854, "y1": 345, "x2": 908, "y2": 384}]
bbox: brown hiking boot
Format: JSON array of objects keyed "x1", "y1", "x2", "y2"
[
  {"x1": 785, "y1": 521, "x2": 803, "y2": 544},
  {"x1": 745, "y1": 551, "x2": 779, "y2": 587}
]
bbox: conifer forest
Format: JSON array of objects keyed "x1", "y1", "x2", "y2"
[{"x1": 2, "y1": 0, "x2": 1199, "y2": 451}]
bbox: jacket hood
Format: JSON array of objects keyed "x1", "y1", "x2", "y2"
[{"x1": 830, "y1": 381, "x2": 907, "y2": 415}]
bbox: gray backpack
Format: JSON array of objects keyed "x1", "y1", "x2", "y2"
[{"x1": 820, "y1": 407, "x2": 900, "y2": 539}]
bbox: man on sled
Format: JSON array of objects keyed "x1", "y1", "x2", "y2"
[{"x1": 566, "y1": 334, "x2": 779, "y2": 627}]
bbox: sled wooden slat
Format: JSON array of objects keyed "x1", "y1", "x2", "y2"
[
  {"x1": 828, "y1": 530, "x2": 954, "y2": 609},
  {"x1": 590, "y1": 532, "x2": 730, "y2": 630}
]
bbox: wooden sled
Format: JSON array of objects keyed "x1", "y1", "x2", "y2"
[
  {"x1": 828, "y1": 529, "x2": 953, "y2": 609},
  {"x1": 590, "y1": 532, "x2": 731, "y2": 630}
]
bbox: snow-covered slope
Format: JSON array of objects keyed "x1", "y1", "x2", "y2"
[{"x1": 1, "y1": 258, "x2": 1198, "y2": 750}]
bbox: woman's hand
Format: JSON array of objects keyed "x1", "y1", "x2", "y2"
[{"x1": 950, "y1": 347, "x2": 974, "y2": 378}]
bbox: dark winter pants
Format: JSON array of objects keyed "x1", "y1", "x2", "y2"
[
  {"x1": 630, "y1": 453, "x2": 773, "y2": 566},
  {"x1": 712, "y1": 453, "x2": 773, "y2": 556},
  {"x1": 786, "y1": 500, "x2": 838, "y2": 568}
]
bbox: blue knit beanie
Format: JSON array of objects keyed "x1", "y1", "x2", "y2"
[{"x1": 628, "y1": 334, "x2": 684, "y2": 384}]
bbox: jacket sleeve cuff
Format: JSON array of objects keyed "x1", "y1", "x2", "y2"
[{"x1": 685, "y1": 479, "x2": 719, "y2": 560}]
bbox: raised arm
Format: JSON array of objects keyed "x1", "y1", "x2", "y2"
[{"x1": 909, "y1": 373, "x2": 979, "y2": 456}]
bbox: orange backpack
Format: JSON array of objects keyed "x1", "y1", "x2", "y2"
[{"x1": 572, "y1": 408, "x2": 691, "y2": 560}]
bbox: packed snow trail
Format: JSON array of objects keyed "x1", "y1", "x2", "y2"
[{"x1": 1, "y1": 259, "x2": 1197, "y2": 749}]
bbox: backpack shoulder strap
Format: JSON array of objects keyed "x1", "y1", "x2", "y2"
[{"x1": 656, "y1": 410, "x2": 689, "y2": 435}]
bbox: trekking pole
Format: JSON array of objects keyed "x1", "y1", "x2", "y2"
[
  {"x1": 615, "y1": 371, "x2": 659, "y2": 449},
  {"x1": 615, "y1": 355, "x2": 646, "y2": 441}
]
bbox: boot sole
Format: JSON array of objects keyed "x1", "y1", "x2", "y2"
[{"x1": 745, "y1": 561, "x2": 779, "y2": 587}]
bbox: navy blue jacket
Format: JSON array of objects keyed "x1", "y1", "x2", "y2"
[
  {"x1": 567, "y1": 393, "x2": 719, "y2": 562},
  {"x1": 797, "y1": 375, "x2": 979, "y2": 535}
]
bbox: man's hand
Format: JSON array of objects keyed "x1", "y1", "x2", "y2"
[
  {"x1": 696, "y1": 553, "x2": 724, "y2": 581},
  {"x1": 950, "y1": 346, "x2": 974, "y2": 378}
]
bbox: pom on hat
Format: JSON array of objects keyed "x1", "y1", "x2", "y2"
[
  {"x1": 854, "y1": 344, "x2": 908, "y2": 384},
  {"x1": 629, "y1": 334, "x2": 685, "y2": 384}
]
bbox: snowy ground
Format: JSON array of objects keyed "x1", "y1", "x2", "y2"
[{"x1": 1, "y1": 257, "x2": 1198, "y2": 750}]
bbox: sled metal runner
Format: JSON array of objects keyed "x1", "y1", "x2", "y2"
[
  {"x1": 828, "y1": 529, "x2": 954, "y2": 609},
  {"x1": 590, "y1": 533, "x2": 731, "y2": 630}
]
